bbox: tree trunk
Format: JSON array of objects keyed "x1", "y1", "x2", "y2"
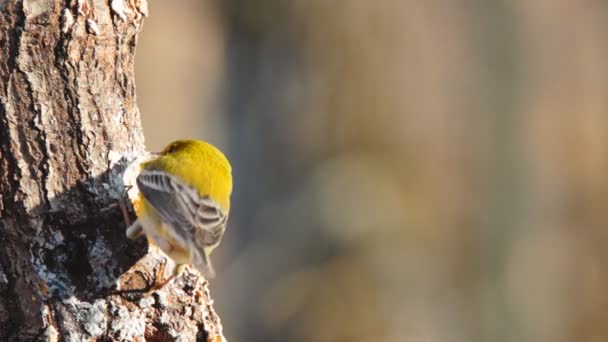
[{"x1": 0, "y1": 1, "x2": 225, "y2": 341}]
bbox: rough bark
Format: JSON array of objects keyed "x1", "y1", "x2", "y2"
[{"x1": 0, "y1": 1, "x2": 225, "y2": 341}]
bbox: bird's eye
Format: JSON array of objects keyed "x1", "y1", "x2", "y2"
[{"x1": 164, "y1": 144, "x2": 176, "y2": 154}]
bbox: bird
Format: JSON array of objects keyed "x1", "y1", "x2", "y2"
[{"x1": 122, "y1": 139, "x2": 233, "y2": 288}]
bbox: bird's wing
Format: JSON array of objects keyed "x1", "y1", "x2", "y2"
[{"x1": 136, "y1": 170, "x2": 227, "y2": 276}]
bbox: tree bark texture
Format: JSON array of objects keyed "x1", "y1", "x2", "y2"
[{"x1": 0, "y1": 1, "x2": 225, "y2": 341}]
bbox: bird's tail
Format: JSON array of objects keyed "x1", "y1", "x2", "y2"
[{"x1": 192, "y1": 248, "x2": 216, "y2": 279}]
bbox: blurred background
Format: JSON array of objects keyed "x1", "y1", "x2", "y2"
[{"x1": 136, "y1": 1, "x2": 608, "y2": 341}]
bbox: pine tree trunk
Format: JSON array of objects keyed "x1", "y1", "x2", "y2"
[{"x1": 0, "y1": 1, "x2": 225, "y2": 340}]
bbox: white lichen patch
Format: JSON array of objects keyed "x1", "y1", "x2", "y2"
[
  {"x1": 155, "y1": 290, "x2": 169, "y2": 308},
  {"x1": 88, "y1": 237, "x2": 119, "y2": 289},
  {"x1": 104, "y1": 148, "x2": 150, "y2": 200},
  {"x1": 107, "y1": 150, "x2": 122, "y2": 168},
  {"x1": 61, "y1": 8, "x2": 74, "y2": 33},
  {"x1": 110, "y1": 0, "x2": 131, "y2": 21},
  {"x1": 86, "y1": 19, "x2": 100, "y2": 35},
  {"x1": 138, "y1": 295, "x2": 155, "y2": 309},
  {"x1": 122, "y1": 152, "x2": 154, "y2": 203},
  {"x1": 44, "y1": 230, "x2": 64, "y2": 250},
  {"x1": 159, "y1": 310, "x2": 170, "y2": 325},
  {"x1": 136, "y1": 0, "x2": 149, "y2": 17},
  {"x1": 31, "y1": 230, "x2": 75, "y2": 299},
  {"x1": 82, "y1": 300, "x2": 108, "y2": 336},
  {"x1": 183, "y1": 305, "x2": 193, "y2": 318},
  {"x1": 44, "y1": 325, "x2": 59, "y2": 342},
  {"x1": 109, "y1": 303, "x2": 146, "y2": 340},
  {"x1": 60, "y1": 297, "x2": 107, "y2": 339}
]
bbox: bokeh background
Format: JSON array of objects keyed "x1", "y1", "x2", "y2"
[{"x1": 136, "y1": 2, "x2": 608, "y2": 341}]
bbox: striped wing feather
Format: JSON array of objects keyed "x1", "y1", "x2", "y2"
[{"x1": 136, "y1": 170, "x2": 227, "y2": 275}]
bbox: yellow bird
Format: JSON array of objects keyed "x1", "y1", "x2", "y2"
[{"x1": 123, "y1": 139, "x2": 233, "y2": 286}]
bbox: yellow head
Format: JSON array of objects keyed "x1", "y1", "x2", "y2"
[{"x1": 143, "y1": 139, "x2": 233, "y2": 212}]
